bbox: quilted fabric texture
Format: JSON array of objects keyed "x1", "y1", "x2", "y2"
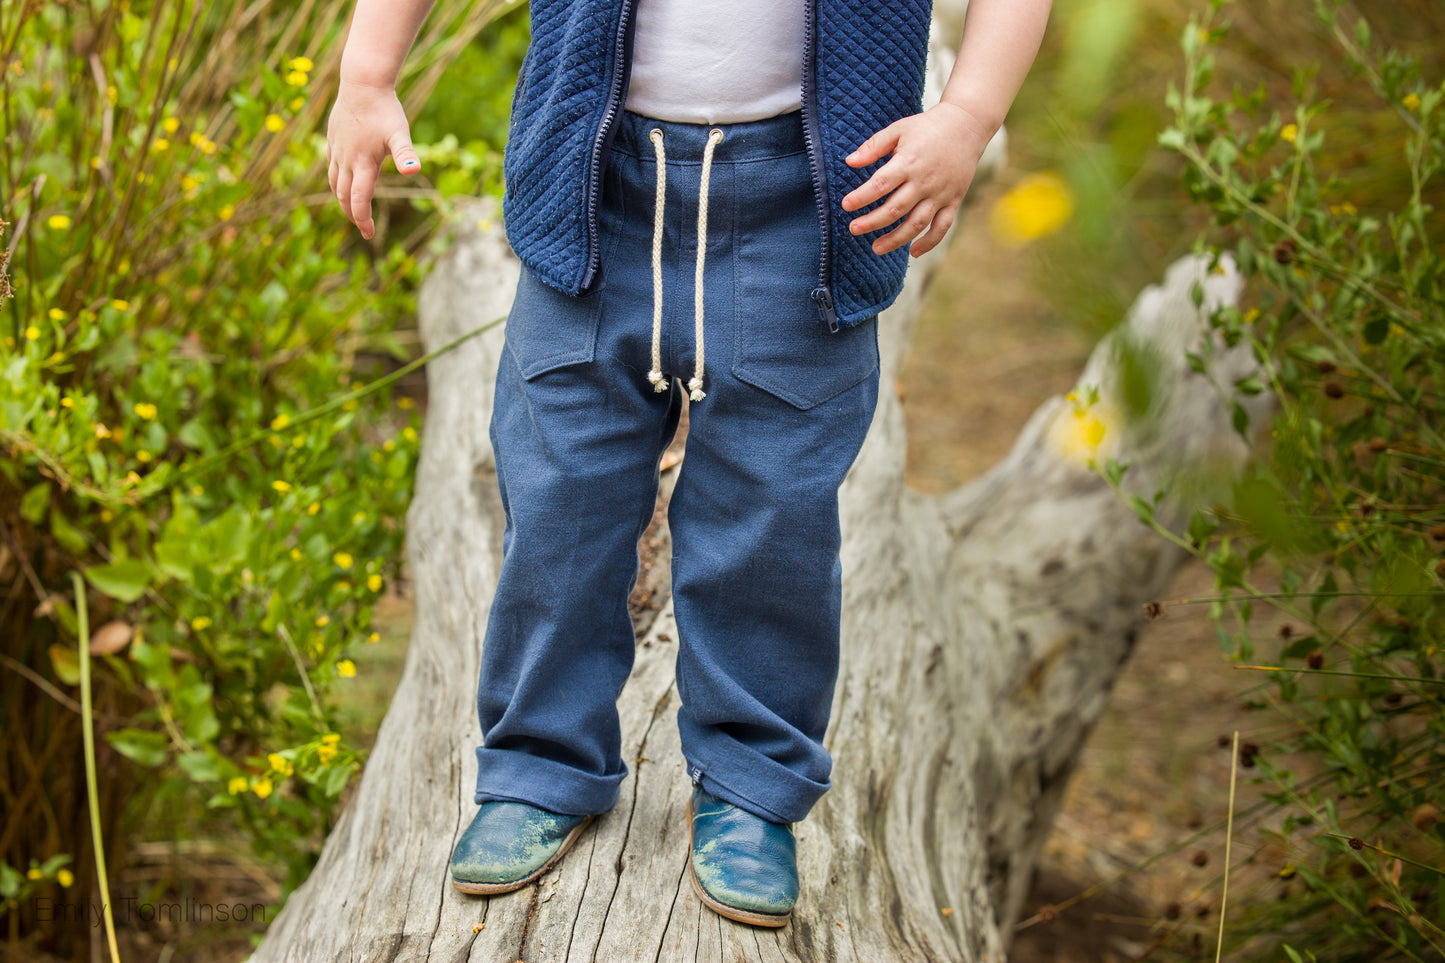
[{"x1": 502, "y1": 0, "x2": 933, "y2": 328}]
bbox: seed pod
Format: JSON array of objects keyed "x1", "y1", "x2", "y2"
[
  {"x1": 1323, "y1": 381, "x2": 1345, "y2": 398},
  {"x1": 1430, "y1": 525, "x2": 1445, "y2": 541},
  {"x1": 1191, "y1": 850, "x2": 1209, "y2": 867},
  {"x1": 1411, "y1": 804, "x2": 1439, "y2": 832},
  {"x1": 1315, "y1": 358, "x2": 1337, "y2": 373},
  {"x1": 1306, "y1": 651, "x2": 1324, "y2": 669},
  {"x1": 1367, "y1": 436, "x2": 1387, "y2": 452},
  {"x1": 1348, "y1": 836, "x2": 1365, "y2": 850},
  {"x1": 1274, "y1": 238, "x2": 1298, "y2": 264}
]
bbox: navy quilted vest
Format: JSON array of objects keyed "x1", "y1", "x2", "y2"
[{"x1": 501, "y1": 0, "x2": 934, "y2": 328}]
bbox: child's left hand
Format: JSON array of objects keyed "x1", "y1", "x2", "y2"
[{"x1": 842, "y1": 101, "x2": 995, "y2": 258}]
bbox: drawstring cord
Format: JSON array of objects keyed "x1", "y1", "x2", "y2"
[
  {"x1": 646, "y1": 126, "x2": 725, "y2": 402},
  {"x1": 647, "y1": 129, "x2": 668, "y2": 393}
]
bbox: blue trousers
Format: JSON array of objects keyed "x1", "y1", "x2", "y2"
[{"x1": 474, "y1": 109, "x2": 881, "y2": 825}]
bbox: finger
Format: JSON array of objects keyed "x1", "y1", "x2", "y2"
[
  {"x1": 841, "y1": 157, "x2": 907, "y2": 212},
  {"x1": 349, "y1": 162, "x2": 378, "y2": 239},
  {"x1": 328, "y1": 157, "x2": 338, "y2": 198},
  {"x1": 845, "y1": 123, "x2": 900, "y2": 169},
  {"x1": 873, "y1": 202, "x2": 936, "y2": 255},
  {"x1": 388, "y1": 129, "x2": 421, "y2": 174},
  {"x1": 336, "y1": 167, "x2": 355, "y2": 226},
  {"x1": 909, "y1": 204, "x2": 956, "y2": 258},
  {"x1": 848, "y1": 183, "x2": 921, "y2": 236}
]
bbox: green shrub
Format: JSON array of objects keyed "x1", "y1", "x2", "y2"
[
  {"x1": 1098, "y1": 0, "x2": 1443, "y2": 957},
  {"x1": 0, "y1": 0, "x2": 514, "y2": 956}
]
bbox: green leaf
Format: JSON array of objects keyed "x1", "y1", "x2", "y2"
[
  {"x1": 48, "y1": 644, "x2": 80, "y2": 686},
  {"x1": 321, "y1": 763, "x2": 352, "y2": 798},
  {"x1": 177, "y1": 751, "x2": 220, "y2": 782},
  {"x1": 49, "y1": 507, "x2": 89, "y2": 556},
  {"x1": 84, "y1": 558, "x2": 152, "y2": 603},
  {"x1": 20, "y1": 483, "x2": 51, "y2": 524},
  {"x1": 1362, "y1": 316, "x2": 1389, "y2": 344},
  {"x1": 105, "y1": 728, "x2": 169, "y2": 768}
]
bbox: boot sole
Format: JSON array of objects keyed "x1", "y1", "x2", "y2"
[
  {"x1": 450, "y1": 814, "x2": 595, "y2": 895},
  {"x1": 685, "y1": 798, "x2": 792, "y2": 928}
]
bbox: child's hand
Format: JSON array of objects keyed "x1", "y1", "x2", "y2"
[
  {"x1": 326, "y1": 78, "x2": 422, "y2": 240},
  {"x1": 841, "y1": 101, "x2": 995, "y2": 258}
]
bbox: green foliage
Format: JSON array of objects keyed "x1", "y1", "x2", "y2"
[
  {"x1": 0, "y1": 0, "x2": 514, "y2": 950},
  {"x1": 1108, "y1": 0, "x2": 1443, "y2": 957}
]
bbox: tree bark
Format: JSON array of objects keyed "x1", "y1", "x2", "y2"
[{"x1": 248, "y1": 22, "x2": 1260, "y2": 963}]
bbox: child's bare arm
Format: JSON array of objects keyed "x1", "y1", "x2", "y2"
[
  {"x1": 841, "y1": 0, "x2": 1052, "y2": 258},
  {"x1": 327, "y1": 0, "x2": 438, "y2": 239}
]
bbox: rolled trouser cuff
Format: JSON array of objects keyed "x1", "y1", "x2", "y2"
[{"x1": 474, "y1": 746, "x2": 624, "y2": 817}]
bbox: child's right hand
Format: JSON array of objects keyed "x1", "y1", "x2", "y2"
[{"x1": 326, "y1": 78, "x2": 422, "y2": 240}]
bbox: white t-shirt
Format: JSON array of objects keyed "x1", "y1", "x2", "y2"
[{"x1": 623, "y1": 0, "x2": 805, "y2": 125}]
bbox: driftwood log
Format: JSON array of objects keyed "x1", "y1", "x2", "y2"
[{"x1": 248, "y1": 20, "x2": 1261, "y2": 963}]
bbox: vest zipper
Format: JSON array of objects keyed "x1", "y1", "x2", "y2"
[
  {"x1": 800, "y1": 0, "x2": 838, "y2": 332},
  {"x1": 580, "y1": 0, "x2": 638, "y2": 294}
]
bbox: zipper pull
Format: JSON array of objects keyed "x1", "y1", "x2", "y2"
[{"x1": 811, "y1": 287, "x2": 838, "y2": 333}]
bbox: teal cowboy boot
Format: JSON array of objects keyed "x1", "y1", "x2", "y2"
[
  {"x1": 450, "y1": 801, "x2": 594, "y2": 895},
  {"x1": 687, "y1": 785, "x2": 799, "y2": 927}
]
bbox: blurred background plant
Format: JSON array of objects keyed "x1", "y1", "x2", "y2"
[
  {"x1": 1068, "y1": 0, "x2": 1444, "y2": 957},
  {"x1": 0, "y1": 0, "x2": 524, "y2": 958}
]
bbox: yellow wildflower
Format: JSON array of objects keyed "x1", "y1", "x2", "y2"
[
  {"x1": 336, "y1": 581, "x2": 351, "y2": 592},
  {"x1": 90, "y1": 157, "x2": 103, "y2": 170},
  {"x1": 270, "y1": 412, "x2": 291, "y2": 430},
  {"x1": 100, "y1": 509, "x2": 113, "y2": 523},
  {"x1": 272, "y1": 480, "x2": 292, "y2": 493},
  {"x1": 252, "y1": 776, "x2": 274, "y2": 799},
  {"x1": 106, "y1": 85, "x2": 116, "y2": 105},
  {"x1": 49, "y1": 352, "x2": 65, "y2": 365},
  {"x1": 26, "y1": 868, "x2": 42, "y2": 881},
  {"x1": 1281, "y1": 124, "x2": 1298, "y2": 144},
  {"x1": 134, "y1": 402, "x2": 158, "y2": 420},
  {"x1": 162, "y1": 117, "x2": 179, "y2": 133},
  {"x1": 289, "y1": 56, "x2": 314, "y2": 72},
  {"x1": 285, "y1": 70, "x2": 308, "y2": 87},
  {"x1": 382, "y1": 438, "x2": 396, "y2": 452},
  {"x1": 191, "y1": 484, "x2": 204, "y2": 495},
  {"x1": 189, "y1": 130, "x2": 206, "y2": 147},
  {"x1": 48, "y1": 308, "x2": 66, "y2": 321},
  {"x1": 336, "y1": 659, "x2": 356, "y2": 678},
  {"x1": 24, "y1": 326, "x2": 39, "y2": 340},
  {"x1": 181, "y1": 174, "x2": 200, "y2": 192},
  {"x1": 124, "y1": 471, "x2": 142, "y2": 486},
  {"x1": 1047, "y1": 392, "x2": 1118, "y2": 466},
  {"x1": 366, "y1": 632, "x2": 380, "y2": 644},
  {"x1": 367, "y1": 574, "x2": 383, "y2": 592},
  {"x1": 94, "y1": 423, "x2": 111, "y2": 439},
  {"x1": 268, "y1": 752, "x2": 293, "y2": 776},
  {"x1": 47, "y1": 214, "x2": 71, "y2": 230},
  {"x1": 110, "y1": 299, "x2": 130, "y2": 311},
  {"x1": 219, "y1": 204, "x2": 235, "y2": 222},
  {"x1": 352, "y1": 512, "x2": 366, "y2": 525},
  {"x1": 293, "y1": 434, "x2": 306, "y2": 448},
  {"x1": 191, "y1": 616, "x2": 212, "y2": 631},
  {"x1": 57, "y1": 869, "x2": 74, "y2": 888},
  {"x1": 397, "y1": 397, "x2": 415, "y2": 410},
  {"x1": 1402, "y1": 93, "x2": 1421, "y2": 112},
  {"x1": 989, "y1": 172, "x2": 1074, "y2": 248},
  {"x1": 333, "y1": 551, "x2": 353, "y2": 570},
  {"x1": 307, "y1": 501, "x2": 320, "y2": 515},
  {"x1": 199, "y1": 138, "x2": 217, "y2": 156},
  {"x1": 135, "y1": 450, "x2": 152, "y2": 463},
  {"x1": 342, "y1": 398, "x2": 359, "y2": 412},
  {"x1": 265, "y1": 114, "x2": 285, "y2": 133},
  {"x1": 61, "y1": 397, "x2": 75, "y2": 409},
  {"x1": 315, "y1": 614, "x2": 331, "y2": 627},
  {"x1": 152, "y1": 138, "x2": 170, "y2": 152},
  {"x1": 228, "y1": 776, "x2": 249, "y2": 795},
  {"x1": 317, "y1": 743, "x2": 338, "y2": 764},
  {"x1": 402, "y1": 426, "x2": 418, "y2": 442},
  {"x1": 322, "y1": 733, "x2": 341, "y2": 745},
  {"x1": 289, "y1": 97, "x2": 305, "y2": 111},
  {"x1": 290, "y1": 547, "x2": 303, "y2": 560}
]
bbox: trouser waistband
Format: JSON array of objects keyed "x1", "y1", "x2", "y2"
[{"x1": 611, "y1": 109, "x2": 807, "y2": 163}]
